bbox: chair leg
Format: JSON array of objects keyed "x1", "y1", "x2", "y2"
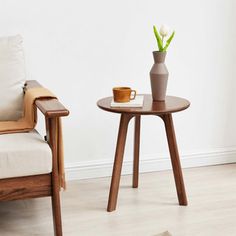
[
  {"x1": 133, "y1": 115, "x2": 141, "y2": 188},
  {"x1": 48, "y1": 117, "x2": 63, "y2": 235},
  {"x1": 161, "y1": 114, "x2": 188, "y2": 206},
  {"x1": 51, "y1": 189, "x2": 63, "y2": 236},
  {"x1": 107, "y1": 114, "x2": 133, "y2": 212}
]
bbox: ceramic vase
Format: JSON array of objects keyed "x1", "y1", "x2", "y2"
[{"x1": 150, "y1": 51, "x2": 169, "y2": 101}]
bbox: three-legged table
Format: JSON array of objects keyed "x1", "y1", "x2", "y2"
[{"x1": 97, "y1": 95, "x2": 190, "y2": 212}]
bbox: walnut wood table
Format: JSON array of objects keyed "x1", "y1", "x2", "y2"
[{"x1": 97, "y1": 94, "x2": 190, "y2": 212}]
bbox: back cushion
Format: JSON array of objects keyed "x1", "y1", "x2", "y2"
[{"x1": 0, "y1": 35, "x2": 26, "y2": 120}]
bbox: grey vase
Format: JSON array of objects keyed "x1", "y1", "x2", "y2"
[{"x1": 150, "y1": 51, "x2": 169, "y2": 101}]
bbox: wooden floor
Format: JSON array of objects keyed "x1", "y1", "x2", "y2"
[{"x1": 0, "y1": 164, "x2": 236, "y2": 236}]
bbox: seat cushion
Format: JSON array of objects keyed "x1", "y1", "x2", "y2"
[
  {"x1": 0, "y1": 130, "x2": 52, "y2": 179},
  {"x1": 0, "y1": 35, "x2": 26, "y2": 121}
]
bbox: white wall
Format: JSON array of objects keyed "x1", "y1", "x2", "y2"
[{"x1": 1, "y1": 0, "x2": 236, "y2": 179}]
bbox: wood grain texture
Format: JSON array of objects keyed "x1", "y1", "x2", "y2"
[
  {"x1": 0, "y1": 174, "x2": 51, "y2": 201},
  {"x1": 98, "y1": 95, "x2": 189, "y2": 212},
  {"x1": 107, "y1": 114, "x2": 134, "y2": 212},
  {"x1": 25, "y1": 80, "x2": 69, "y2": 118},
  {"x1": 0, "y1": 80, "x2": 68, "y2": 235},
  {"x1": 35, "y1": 99, "x2": 69, "y2": 118},
  {"x1": 161, "y1": 114, "x2": 188, "y2": 205},
  {"x1": 0, "y1": 164, "x2": 235, "y2": 236},
  {"x1": 97, "y1": 95, "x2": 190, "y2": 115},
  {"x1": 49, "y1": 117, "x2": 63, "y2": 236},
  {"x1": 133, "y1": 115, "x2": 140, "y2": 188}
]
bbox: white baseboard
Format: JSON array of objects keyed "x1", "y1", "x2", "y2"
[{"x1": 65, "y1": 148, "x2": 236, "y2": 181}]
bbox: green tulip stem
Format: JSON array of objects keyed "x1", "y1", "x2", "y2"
[{"x1": 153, "y1": 25, "x2": 175, "y2": 52}]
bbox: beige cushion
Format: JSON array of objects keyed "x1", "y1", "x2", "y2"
[
  {"x1": 0, "y1": 130, "x2": 52, "y2": 179},
  {"x1": 0, "y1": 35, "x2": 26, "y2": 121}
]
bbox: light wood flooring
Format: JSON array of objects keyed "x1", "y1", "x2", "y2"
[{"x1": 0, "y1": 164, "x2": 236, "y2": 236}]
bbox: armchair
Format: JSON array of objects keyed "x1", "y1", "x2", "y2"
[
  {"x1": 0, "y1": 80, "x2": 69, "y2": 236},
  {"x1": 0, "y1": 34, "x2": 69, "y2": 236},
  {"x1": 0, "y1": 34, "x2": 69, "y2": 235}
]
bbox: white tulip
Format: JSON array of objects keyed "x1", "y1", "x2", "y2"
[{"x1": 159, "y1": 24, "x2": 169, "y2": 37}]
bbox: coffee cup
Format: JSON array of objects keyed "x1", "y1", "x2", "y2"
[{"x1": 113, "y1": 87, "x2": 136, "y2": 103}]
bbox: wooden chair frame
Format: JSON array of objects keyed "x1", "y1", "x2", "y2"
[{"x1": 0, "y1": 80, "x2": 69, "y2": 236}]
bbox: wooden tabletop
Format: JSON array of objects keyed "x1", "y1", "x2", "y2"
[{"x1": 97, "y1": 94, "x2": 190, "y2": 115}]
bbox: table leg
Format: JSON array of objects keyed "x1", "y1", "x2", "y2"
[
  {"x1": 161, "y1": 114, "x2": 188, "y2": 206},
  {"x1": 107, "y1": 114, "x2": 133, "y2": 212},
  {"x1": 133, "y1": 115, "x2": 141, "y2": 188}
]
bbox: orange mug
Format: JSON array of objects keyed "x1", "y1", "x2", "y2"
[{"x1": 113, "y1": 87, "x2": 136, "y2": 103}]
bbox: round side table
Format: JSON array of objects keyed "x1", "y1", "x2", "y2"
[{"x1": 97, "y1": 94, "x2": 190, "y2": 212}]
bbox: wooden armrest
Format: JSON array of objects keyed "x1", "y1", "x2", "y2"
[
  {"x1": 25, "y1": 80, "x2": 69, "y2": 118},
  {"x1": 35, "y1": 99, "x2": 69, "y2": 117}
]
